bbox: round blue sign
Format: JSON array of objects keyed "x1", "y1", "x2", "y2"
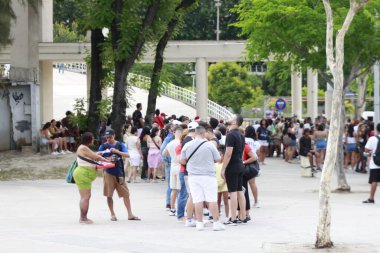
[{"x1": 275, "y1": 98, "x2": 286, "y2": 111}]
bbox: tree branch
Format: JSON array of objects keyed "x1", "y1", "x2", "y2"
[{"x1": 322, "y1": 0, "x2": 335, "y2": 72}]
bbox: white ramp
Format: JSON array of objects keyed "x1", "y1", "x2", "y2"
[{"x1": 53, "y1": 69, "x2": 196, "y2": 120}]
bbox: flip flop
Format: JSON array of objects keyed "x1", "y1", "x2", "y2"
[
  {"x1": 110, "y1": 216, "x2": 117, "y2": 221},
  {"x1": 128, "y1": 216, "x2": 141, "y2": 221}
]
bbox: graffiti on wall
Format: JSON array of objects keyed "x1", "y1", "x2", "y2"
[
  {"x1": 12, "y1": 92, "x2": 24, "y2": 105},
  {"x1": 15, "y1": 120, "x2": 31, "y2": 133}
]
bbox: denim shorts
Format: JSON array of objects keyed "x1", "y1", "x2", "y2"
[{"x1": 346, "y1": 143, "x2": 357, "y2": 152}]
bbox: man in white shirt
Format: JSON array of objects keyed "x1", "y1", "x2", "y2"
[{"x1": 363, "y1": 123, "x2": 380, "y2": 204}]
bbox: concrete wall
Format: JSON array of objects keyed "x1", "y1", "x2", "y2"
[{"x1": 0, "y1": 84, "x2": 12, "y2": 150}]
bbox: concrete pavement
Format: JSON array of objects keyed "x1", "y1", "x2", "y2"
[{"x1": 0, "y1": 157, "x2": 379, "y2": 253}]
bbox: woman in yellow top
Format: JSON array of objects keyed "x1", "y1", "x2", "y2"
[
  {"x1": 73, "y1": 132, "x2": 109, "y2": 224},
  {"x1": 216, "y1": 147, "x2": 229, "y2": 219}
]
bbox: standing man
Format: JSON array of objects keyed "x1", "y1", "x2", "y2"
[
  {"x1": 221, "y1": 115, "x2": 247, "y2": 225},
  {"x1": 160, "y1": 123, "x2": 174, "y2": 210},
  {"x1": 180, "y1": 126, "x2": 225, "y2": 231},
  {"x1": 132, "y1": 103, "x2": 145, "y2": 136},
  {"x1": 61, "y1": 111, "x2": 78, "y2": 152},
  {"x1": 363, "y1": 123, "x2": 380, "y2": 204},
  {"x1": 99, "y1": 129, "x2": 140, "y2": 221}
]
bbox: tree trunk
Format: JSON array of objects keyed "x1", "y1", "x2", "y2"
[
  {"x1": 316, "y1": 0, "x2": 367, "y2": 248},
  {"x1": 146, "y1": 0, "x2": 196, "y2": 125},
  {"x1": 110, "y1": 0, "x2": 161, "y2": 140},
  {"x1": 87, "y1": 28, "x2": 105, "y2": 136},
  {"x1": 354, "y1": 73, "x2": 369, "y2": 120},
  {"x1": 335, "y1": 96, "x2": 350, "y2": 191}
]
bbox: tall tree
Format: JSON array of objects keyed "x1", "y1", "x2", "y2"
[
  {"x1": 315, "y1": 0, "x2": 369, "y2": 248},
  {"x1": 235, "y1": 0, "x2": 380, "y2": 191},
  {"x1": 145, "y1": 0, "x2": 196, "y2": 125}
]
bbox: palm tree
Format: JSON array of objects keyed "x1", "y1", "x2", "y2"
[{"x1": 0, "y1": 0, "x2": 40, "y2": 48}]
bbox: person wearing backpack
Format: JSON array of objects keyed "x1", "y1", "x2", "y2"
[
  {"x1": 99, "y1": 129, "x2": 141, "y2": 221},
  {"x1": 363, "y1": 123, "x2": 380, "y2": 204}
]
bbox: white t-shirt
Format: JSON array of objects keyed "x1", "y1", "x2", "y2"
[
  {"x1": 166, "y1": 139, "x2": 181, "y2": 173},
  {"x1": 365, "y1": 135, "x2": 380, "y2": 170}
]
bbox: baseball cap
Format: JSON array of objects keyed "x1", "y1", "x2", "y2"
[
  {"x1": 104, "y1": 129, "x2": 115, "y2": 137},
  {"x1": 160, "y1": 112, "x2": 167, "y2": 117},
  {"x1": 188, "y1": 121, "x2": 199, "y2": 130},
  {"x1": 172, "y1": 120, "x2": 182, "y2": 126}
]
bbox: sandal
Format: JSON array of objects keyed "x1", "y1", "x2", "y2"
[
  {"x1": 110, "y1": 216, "x2": 118, "y2": 221},
  {"x1": 128, "y1": 216, "x2": 141, "y2": 221},
  {"x1": 79, "y1": 219, "x2": 94, "y2": 224}
]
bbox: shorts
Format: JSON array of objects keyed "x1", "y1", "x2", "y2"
[
  {"x1": 170, "y1": 170, "x2": 181, "y2": 190},
  {"x1": 188, "y1": 175, "x2": 217, "y2": 203},
  {"x1": 129, "y1": 153, "x2": 141, "y2": 166},
  {"x1": 225, "y1": 170, "x2": 243, "y2": 192},
  {"x1": 369, "y1": 169, "x2": 380, "y2": 184},
  {"x1": 103, "y1": 172, "x2": 130, "y2": 198},
  {"x1": 346, "y1": 143, "x2": 357, "y2": 152},
  {"x1": 66, "y1": 137, "x2": 75, "y2": 143},
  {"x1": 289, "y1": 139, "x2": 297, "y2": 147},
  {"x1": 315, "y1": 140, "x2": 327, "y2": 150},
  {"x1": 258, "y1": 140, "x2": 268, "y2": 147},
  {"x1": 73, "y1": 166, "x2": 97, "y2": 190}
]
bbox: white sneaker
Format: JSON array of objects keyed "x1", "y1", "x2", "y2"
[
  {"x1": 65, "y1": 150, "x2": 72, "y2": 154},
  {"x1": 51, "y1": 151, "x2": 59, "y2": 155},
  {"x1": 253, "y1": 202, "x2": 260, "y2": 208},
  {"x1": 185, "y1": 219, "x2": 196, "y2": 227},
  {"x1": 196, "y1": 221, "x2": 204, "y2": 231},
  {"x1": 168, "y1": 209, "x2": 176, "y2": 216},
  {"x1": 213, "y1": 221, "x2": 226, "y2": 231}
]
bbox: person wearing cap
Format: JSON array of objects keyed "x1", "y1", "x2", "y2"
[{"x1": 99, "y1": 129, "x2": 140, "y2": 221}]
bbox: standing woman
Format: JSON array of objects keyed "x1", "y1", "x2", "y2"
[
  {"x1": 140, "y1": 127, "x2": 151, "y2": 180},
  {"x1": 313, "y1": 124, "x2": 328, "y2": 164},
  {"x1": 344, "y1": 124, "x2": 358, "y2": 170},
  {"x1": 147, "y1": 127, "x2": 162, "y2": 182},
  {"x1": 286, "y1": 122, "x2": 297, "y2": 163},
  {"x1": 126, "y1": 127, "x2": 143, "y2": 183},
  {"x1": 244, "y1": 125, "x2": 260, "y2": 208},
  {"x1": 123, "y1": 123, "x2": 132, "y2": 176},
  {"x1": 73, "y1": 132, "x2": 108, "y2": 224},
  {"x1": 256, "y1": 119, "x2": 269, "y2": 165}
]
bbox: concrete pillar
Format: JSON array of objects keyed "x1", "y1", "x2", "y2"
[
  {"x1": 86, "y1": 64, "x2": 91, "y2": 102},
  {"x1": 374, "y1": 62, "x2": 380, "y2": 125},
  {"x1": 195, "y1": 57, "x2": 208, "y2": 120},
  {"x1": 291, "y1": 66, "x2": 302, "y2": 118},
  {"x1": 39, "y1": 61, "x2": 53, "y2": 123},
  {"x1": 307, "y1": 68, "x2": 318, "y2": 120},
  {"x1": 39, "y1": 0, "x2": 53, "y2": 42},
  {"x1": 325, "y1": 83, "x2": 333, "y2": 120}
]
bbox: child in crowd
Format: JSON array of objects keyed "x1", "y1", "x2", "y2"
[{"x1": 216, "y1": 146, "x2": 229, "y2": 220}]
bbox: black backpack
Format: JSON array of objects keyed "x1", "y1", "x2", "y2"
[{"x1": 373, "y1": 136, "x2": 380, "y2": 167}]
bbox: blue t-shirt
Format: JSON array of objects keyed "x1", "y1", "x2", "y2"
[{"x1": 99, "y1": 141, "x2": 128, "y2": 177}]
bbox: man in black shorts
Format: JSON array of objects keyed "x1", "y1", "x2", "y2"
[{"x1": 221, "y1": 114, "x2": 247, "y2": 225}]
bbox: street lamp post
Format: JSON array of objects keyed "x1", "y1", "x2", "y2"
[
  {"x1": 185, "y1": 71, "x2": 196, "y2": 92},
  {"x1": 374, "y1": 10, "x2": 379, "y2": 125},
  {"x1": 215, "y1": 0, "x2": 221, "y2": 41}
]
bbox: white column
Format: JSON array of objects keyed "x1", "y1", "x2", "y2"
[
  {"x1": 39, "y1": 61, "x2": 53, "y2": 123},
  {"x1": 86, "y1": 64, "x2": 91, "y2": 102},
  {"x1": 291, "y1": 66, "x2": 302, "y2": 118},
  {"x1": 196, "y1": 57, "x2": 208, "y2": 120},
  {"x1": 374, "y1": 62, "x2": 380, "y2": 125},
  {"x1": 325, "y1": 83, "x2": 333, "y2": 120},
  {"x1": 39, "y1": 0, "x2": 53, "y2": 42},
  {"x1": 307, "y1": 68, "x2": 318, "y2": 120}
]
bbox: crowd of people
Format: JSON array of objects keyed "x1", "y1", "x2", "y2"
[{"x1": 68, "y1": 102, "x2": 380, "y2": 229}]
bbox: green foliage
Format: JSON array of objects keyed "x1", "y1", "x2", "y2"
[
  {"x1": 53, "y1": 0, "x2": 83, "y2": 31},
  {"x1": 208, "y1": 62, "x2": 259, "y2": 113},
  {"x1": 301, "y1": 87, "x2": 325, "y2": 97},
  {"x1": 344, "y1": 100, "x2": 355, "y2": 115},
  {"x1": 53, "y1": 22, "x2": 86, "y2": 42},
  {"x1": 95, "y1": 98, "x2": 112, "y2": 121},
  {"x1": 175, "y1": 0, "x2": 242, "y2": 40},
  {"x1": 234, "y1": 0, "x2": 380, "y2": 86},
  {"x1": 132, "y1": 63, "x2": 194, "y2": 88},
  {"x1": 263, "y1": 61, "x2": 292, "y2": 96},
  {"x1": 69, "y1": 98, "x2": 88, "y2": 132}
]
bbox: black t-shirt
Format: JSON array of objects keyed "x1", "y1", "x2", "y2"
[
  {"x1": 257, "y1": 126, "x2": 269, "y2": 141},
  {"x1": 225, "y1": 129, "x2": 245, "y2": 173},
  {"x1": 299, "y1": 136, "x2": 311, "y2": 156},
  {"x1": 132, "y1": 110, "x2": 143, "y2": 128}
]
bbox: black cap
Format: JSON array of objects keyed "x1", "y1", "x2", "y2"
[{"x1": 104, "y1": 129, "x2": 115, "y2": 137}]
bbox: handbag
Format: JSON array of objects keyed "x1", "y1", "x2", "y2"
[
  {"x1": 243, "y1": 161, "x2": 260, "y2": 180},
  {"x1": 66, "y1": 160, "x2": 78, "y2": 184},
  {"x1": 283, "y1": 134, "x2": 292, "y2": 146}
]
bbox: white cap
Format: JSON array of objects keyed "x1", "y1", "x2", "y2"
[
  {"x1": 172, "y1": 120, "x2": 182, "y2": 126},
  {"x1": 188, "y1": 121, "x2": 199, "y2": 130}
]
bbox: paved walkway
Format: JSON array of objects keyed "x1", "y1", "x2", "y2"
[
  {"x1": 0, "y1": 158, "x2": 379, "y2": 253},
  {"x1": 53, "y1": 69, "x2": 196, "y2": 120}
]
